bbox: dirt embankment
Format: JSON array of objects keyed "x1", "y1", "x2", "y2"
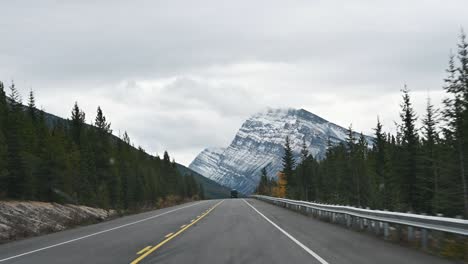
[{"x1": 0, "y1": 201, "x2": 116, "y2": 243}]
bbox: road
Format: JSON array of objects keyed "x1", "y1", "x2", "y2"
[{"x1": 0, "y1": 199, "x2": 456, "y2": 264}]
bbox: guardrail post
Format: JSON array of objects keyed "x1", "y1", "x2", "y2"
[
  {"x1": 408, "y1": 226, "x2": 414, "y2": 242},
  {"x1": 346, "y1": 214, "x2": 351, "y2": 228},
  {"x1": 383, "y1": 222, "x2": 389, "y2": 240},
  {"x1": 359, "y1": 217, "x2": 364, "y2": 230},
  {"x1": 421, "y1": 228, "x2": 428, "y2": 250},
  {"x1": 374, "y1": 221, "x2": 380, "y2": 235}
]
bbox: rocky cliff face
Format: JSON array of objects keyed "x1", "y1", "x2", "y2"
[{"x1": 189, "y1": 108, "x2": 373, "y2": 194}]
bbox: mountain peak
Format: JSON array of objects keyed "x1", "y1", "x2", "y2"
[{"x1": 189, "y1": 108, "x2": 373, "y2": 194}]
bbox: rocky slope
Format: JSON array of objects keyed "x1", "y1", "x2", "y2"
[
  {"x1": 0, "y1": 201, "x2": 115, "y2": 243},
  {"x1": 189, "y1": 108, "x2": 373, "y2": 194}
]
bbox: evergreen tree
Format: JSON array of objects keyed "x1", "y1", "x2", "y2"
[
  {"x1": 282, "y1": 136, "x2": 296, "y2": 198},
  {"x1": 0, "y1": 81, "x2": 7, "y2": 128},
  {"x1": 442, "y1": 44, "x2": 468, "y2": 217},
  {"x1": 6, "y1": 82, "x2": 26, "y2": 198},
  {"x1": 27, "y1": 90, "x2": 37, "y2": 120},
  {"x1": 123, "y1": 131, "x2": 131, "y2": 144},
  {"x1": 399, "y1": 86, "x2": 420, "y2": 211},
  {"x1": 70, "y1": 102, "x2": 85, "y2": 145},
  {"x1": 372, "y1": 118, "x2": 387, "y2": 208},
  {"x1": 95, "y1": 106, "x2": 112, "y2": 134},
  {"x1": 421, "y1": 97, "x2": 440, "y2": 213},
  {"x1": 457, "y1": 29, "x2": 468, "y2": 217},
  {"x1": 0, "y1": 130, "x2": 8, "y2": 198},
  {"x1": 299, "y1": 138, "x2": 310, "y2": 200},
  {"x1": 0, "y1": 82, "x2": 8, "y2": 197},
  {"x1": 257, "y1": 166, "x2": 269, "y2": 195},
  {"x1": 355, "y1": 133, "x2": 369, "y2": 206},
  {"x1": 9, "y1": 82, "x2": 21, "y2": 107}
]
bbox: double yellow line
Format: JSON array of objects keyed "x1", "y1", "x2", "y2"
[{"x1": 130, "y1": 200, "x2": 224, "y2": 264}]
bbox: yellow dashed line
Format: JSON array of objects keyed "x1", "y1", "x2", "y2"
[
  {"x1": 130, "y1": 200, "x2": 224, "y2": 264},
  {"x1": 164, "y1": 232, "x2": 174, "y2": 238},
  {"x1": 137, "y1": 246, "x2": 151, "y2": 255},
  {"x1": 180, "y1": 224, "x2": 186, "y2": 228}
]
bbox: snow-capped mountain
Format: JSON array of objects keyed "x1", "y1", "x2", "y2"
[{"x1": 189, "y1": 108, "x2": 373, "y2": 194}]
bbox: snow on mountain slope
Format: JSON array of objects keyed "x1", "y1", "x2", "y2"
[
  {"x1": 188, "y1": 147, "x2": 225, "y2": 185},
  {"x1": 189, "y1": 108, "x2": 373, "y2": 194}
]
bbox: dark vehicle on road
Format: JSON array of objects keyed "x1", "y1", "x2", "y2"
[{"x1": 230, "y1": 189, "x2": 238, "y2": 198}]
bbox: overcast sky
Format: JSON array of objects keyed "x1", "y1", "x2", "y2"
[{"x1": 1, "y1": 1, "x2": 468, "y2": 165}]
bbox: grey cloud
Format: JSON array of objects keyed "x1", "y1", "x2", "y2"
[
  {"x1": 161, "y1": 77, "x2": 259, "y2": 117},
  {"x1": 2, "y1": 0, "x2": 468, "y2": 165}
]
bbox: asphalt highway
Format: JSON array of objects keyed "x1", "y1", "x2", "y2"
[{"x1": 0, "y1": 199, "x2": 456, "y2": 264}]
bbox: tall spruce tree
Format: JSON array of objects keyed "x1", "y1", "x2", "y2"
[
  {"x1": 373, "y1": 118, "x2": 387, "y2": 208},
  {"x1": 27, "y1": 90, "x2": 37, "y2": 120},
  {"x1": 299, "y1": 138, "x2": 310, "y2": 200},
  {"x1": 71, "y1": 102, "x2": 86, "y2": 145},
  {"x1": 0, "y1": 81, "x2": 7, "y2": 128},
  {"x1": 345, "y1": 125, "x2": 357, "y2": 204},
  {"x1": 0, "y1": 82, "x2": 8, "y2": 196},
  {"x1": 282, "y1": 136, "x2": 296, "y2": 198},
  {"x1": 421, "y1": 97, "x2": 440, "y2": 213},
  {"x1": 457, "y1": 29, "x2": 468, "y2": 217},
  {"x1": 95, "y1": 106, "x2": 112, "y2": 134},
  {"x1": 257, "y1": 166, "x2": 269, "y2": 195},
  {"x1": 399, "y1": 86, "x2": 420, "y2": 211},
  {"x1": 6, "y1": 82, "x2": 26, "y2": 198}
]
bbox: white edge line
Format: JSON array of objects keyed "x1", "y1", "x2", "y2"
[
  {"x1": 242, "y1": 199, "x2": 329, "y2": 264},
  {"x1": 0, "y1": 201, "x2": 205, "y2": 262}
]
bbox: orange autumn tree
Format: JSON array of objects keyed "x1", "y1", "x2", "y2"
[{"x1": 275, "y1": 172, "x2": 287, "y2": 198}]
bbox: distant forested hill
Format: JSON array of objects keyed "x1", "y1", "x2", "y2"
[
  {"x1": 176, "y1": 164, "x2": 231, "y2": 199},
  {"x1": 0, "y1": 81, "x2": 227, "y2": 209}
]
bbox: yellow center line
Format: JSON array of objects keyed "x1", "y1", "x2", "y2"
[
  {"x1": 164, "y1": 232, "x2": 174, "y2": 238},
  {"x1": 130, "y1": 200, "x2": 224, "y2": 264},
  {"x1": 136, "y1": 246, "x2": 152, "y2": 255}
]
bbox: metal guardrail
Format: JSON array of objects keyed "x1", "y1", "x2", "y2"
[{"x1": 252, "y1": 195, "x2": 468, "y2": 249}]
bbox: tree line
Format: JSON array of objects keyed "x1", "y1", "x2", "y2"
[
  {"x1": 0, "y1": 84, "x2": 202, "y2": 210},
  {"x1": 256, "y1": 31, "x2": 468, "y2": 218}
]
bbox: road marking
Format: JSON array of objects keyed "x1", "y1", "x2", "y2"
[
  {"x1": 164, "y1": 232, "x2": 174, "y2": 238},
  {"x1": 0, "y1": 201, "x2": 205, "y2": 263},
  {"x1": 137, "y1": 246, "x2": 152, "y2": 255},
  {"x1": 243, "y1": 199, "x2": 329, "y2": 264},
  {"x1": 180, "y1": 224, "x2": 186, "y2": 228},
  {"x1": 130, "y1": 200, "x2": 224, "y2": 264}
]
